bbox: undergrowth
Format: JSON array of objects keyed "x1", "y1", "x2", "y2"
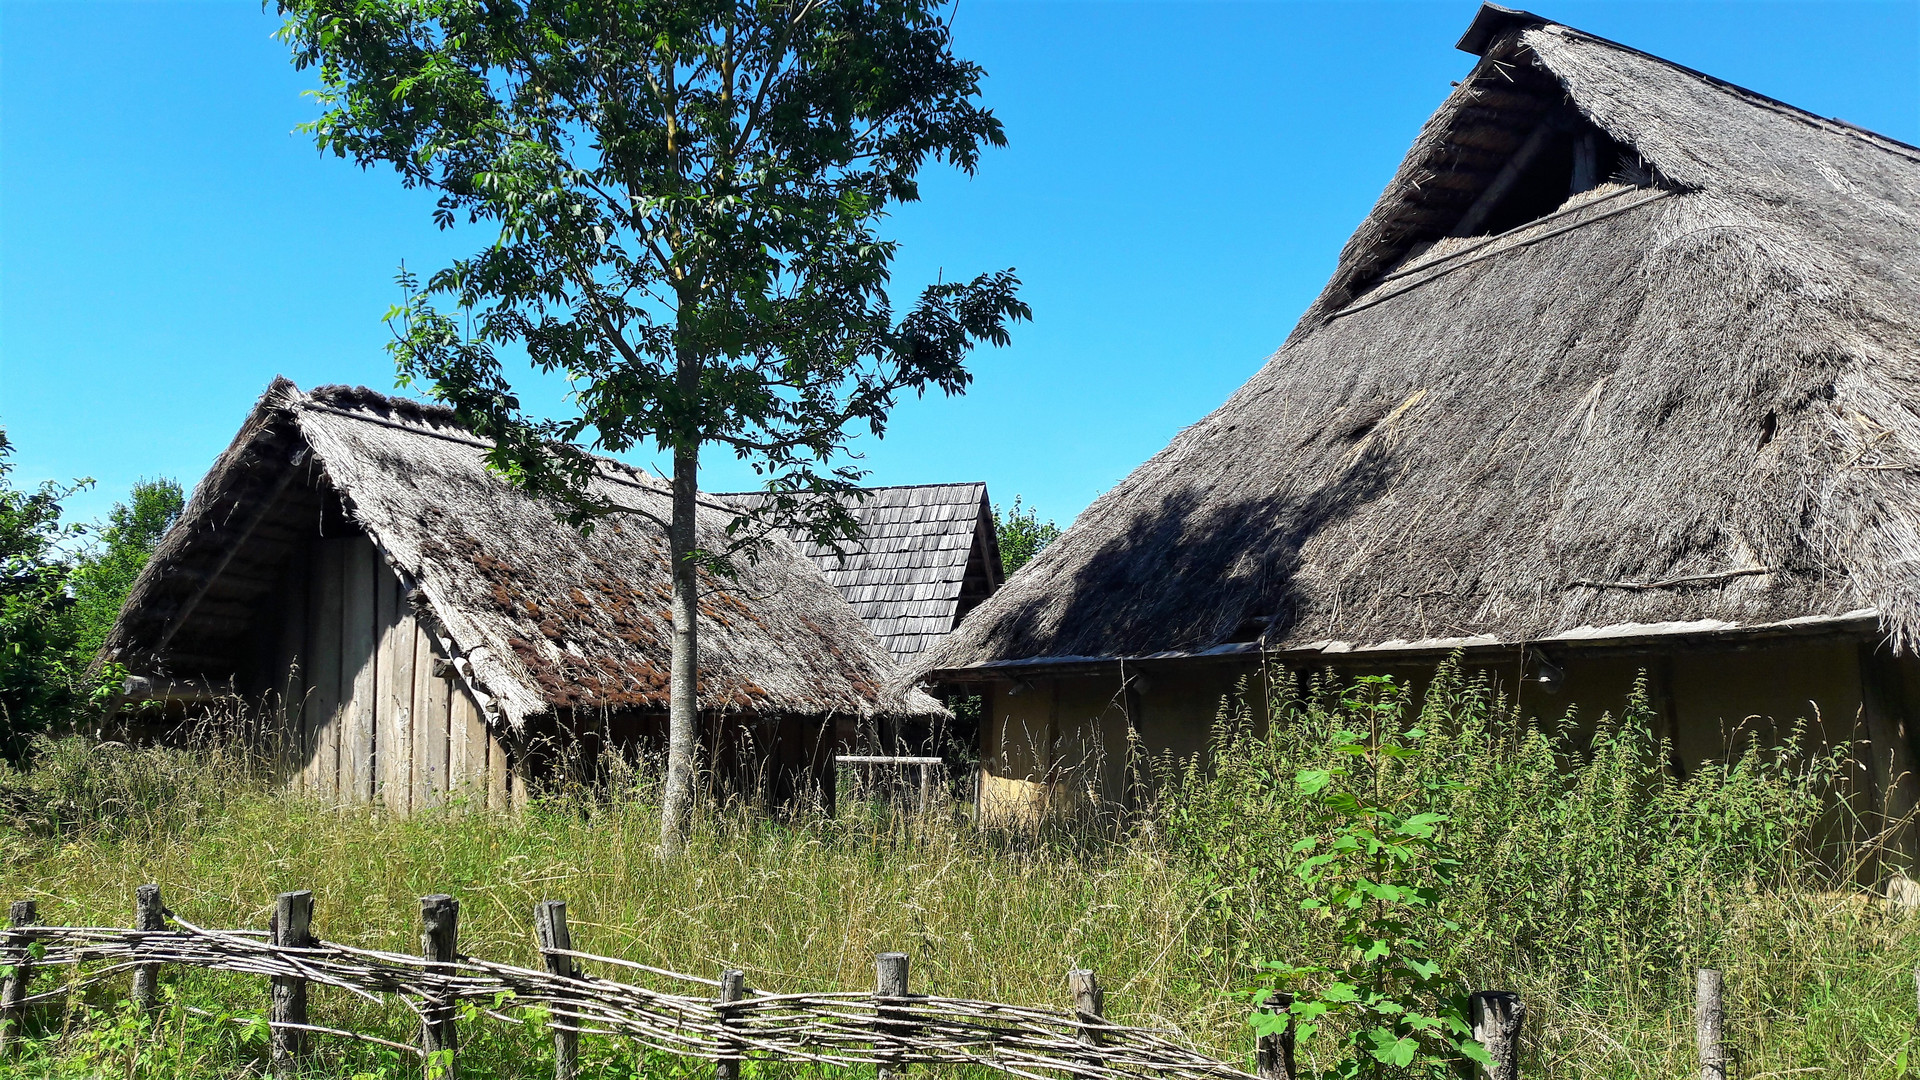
[{"x1": 0, "y1": 663, "x2": 1915, "y2": 1078}]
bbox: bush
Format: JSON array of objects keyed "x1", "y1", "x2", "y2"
[{"x1": 1158, "y1": 659, "x2": 1842, "y2": 1003}]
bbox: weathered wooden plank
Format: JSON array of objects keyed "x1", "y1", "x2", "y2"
[
  {"x1": 414, "y1": 631, "x2": 451, "y2": 808},
  {"x1": 447, "y1": 681, "x2": 473, "y2": 804},
  {"x1": 409, "y1": 624, "x2": 437, "y2": 810},
  {"x1": 305, "y1": 540, "x2": 346, "y2": 799},
  {"x1": 454, "y1": 685, "x2": 492, "y2": 806},
  {"x1": 341, "y1": 539, "x2": 379, "y2": 804},
  {"x1": 486, "y1": 727, "x2": 510, "y2": 812},
  {"x1": 374, "y1": 564, "x2": 410, "y2": 814},
  {"x1": 275, "y1": 544, "x2": 309, "y2": 778},
  {"x1": 385, "y1": 581, "x2": 418, "y2": 817}
]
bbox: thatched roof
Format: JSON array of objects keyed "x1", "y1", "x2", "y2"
[
  {"x1": 103, "y1": 379, "x2": 943, "y2": 727},
  {"x1": 921, "y1": 5, "x2": 1920, "y2": 678},
  {"x1": 721, "y1": 484, "x2": 1002, "y2": 662}
]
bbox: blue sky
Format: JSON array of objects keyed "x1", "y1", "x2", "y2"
[{"x1": 3, "y1": 1, "x2": 1916, "y2": 534}]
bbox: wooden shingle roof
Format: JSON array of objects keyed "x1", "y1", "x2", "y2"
[{"x1": 726, "y1": 484, "x2": 1003, "y2": 662}]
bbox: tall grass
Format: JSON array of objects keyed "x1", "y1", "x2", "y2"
[{"x1": 2, "y1": 664, "x2": 1917, "y2": 1078}]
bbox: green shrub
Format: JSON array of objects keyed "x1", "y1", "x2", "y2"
[{"x1": 1159, "y1": 659, "x2": 1843, "y2": 1000}]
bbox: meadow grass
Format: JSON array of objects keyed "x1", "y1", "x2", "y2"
[{"x1": 2, "y1": 667, "x2": 1919, "y2": 1078}]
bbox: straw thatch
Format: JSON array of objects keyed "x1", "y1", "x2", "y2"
[
  {"x1": 921, "y1": 5, "x2": 1920, "y2": 678},
  {"x1": 722, "y1": 484, "x2": 1002, "y2": 662},
  {"x1": 103, "y1": 379, "x2": 942, "y2": 728}
]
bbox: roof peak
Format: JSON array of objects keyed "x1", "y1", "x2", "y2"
[{"x1": 1456, "y1": 3, "x2": 1919, "y2": 158}]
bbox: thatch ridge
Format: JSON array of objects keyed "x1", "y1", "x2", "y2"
[
  {"x1": 919, "y1": 10, "x2": 1920, "y2": 677},
  {"x1": 104, "y1": 379, "x2": 942, "y2": 727}
]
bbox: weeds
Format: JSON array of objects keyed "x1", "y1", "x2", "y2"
[{"x1": 0, "y1": 661, "x2": 1915, "y2": 1078}]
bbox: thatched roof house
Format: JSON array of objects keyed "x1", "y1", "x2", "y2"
[
  {"x1": 921, "y1": 6, "x2": 1920, "y2": 838},
  {"x1": 105, "y1": 378, "x2": 940, "y2": 811},
  {"x1": 725, "y1": 484, "x2": 1003, "y2": 663}
]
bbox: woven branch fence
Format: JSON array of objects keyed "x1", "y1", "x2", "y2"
[{"x1": 0, "y1": 888, "x2": 1324, "y2": 1080}]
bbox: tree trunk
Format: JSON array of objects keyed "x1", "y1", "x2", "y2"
[{"x1": 660, "y1": 429, "x2": 701, "y2": 854}]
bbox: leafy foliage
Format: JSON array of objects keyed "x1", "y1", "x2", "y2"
[
  {"x1": 0, "y1": 430, "x2": 91, "y2": 763},
  {"x1": 275, "y1": 0, "x2": 1028, "y2": 847},
  {"x1": 67, "y1": 478, "x2": 182, "y2": 664},
  {"x1": 1247, "y1": 676, "x2": 1486, "y2": 1079},
  {"x1": 0, "y1": 432, "x2": 182, "y2": 765},
  {"x1": 274, "y1": 0, "x2": 1028, "y2": 546},
  {"x1": 1159, "y1": 660, "x2": 1841, "y2": 1075},
  {"x1": 993, "y1": 495, "x2": 1060, "y2": 576}
]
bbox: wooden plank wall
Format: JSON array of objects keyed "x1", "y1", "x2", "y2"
[{"x1": 279, "y1": 535, "x2": 515, "y2": 812}]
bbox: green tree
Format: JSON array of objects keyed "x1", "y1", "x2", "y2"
[
  {"x1": 276, "y1": 0, "x2": 1028, "y2": 850},
  {"x1": 993, "y1": 495, "x2": 1059, "y2": 576},
  {"x1": 0, "y1": 430, "x2": 89, "y2": 764},
  {"x1": 69, "y1": 479, "x2": 185, "y2": 664}
]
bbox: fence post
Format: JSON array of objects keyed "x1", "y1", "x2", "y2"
[
  {"x1": 270, "y1": 890, "x2": 314, "y2": 1079},
  {"x1": 533, "y1": 901, "x2": 578, "y2": 1080},
  {"x1": 131, "y1": 884, "x2": 165, "y2": 1014},
  {"x1": 0, "y1": 900, "x2": 37, "y2": 1057},
  {"x1": 716, "y1": 969, "x2": 746, "y2": 1080},
  {"x1": 1068, "y1": 969, "x2": 1104, "y2": 1047},
  {"x1": 875, "y1": 952, "x2": 910, "y2": 1080},
  {"x1": 1253, "y1": 992, "x2": 1295, "y2": 1080},
  {"x1": 1696, "y1": 969, "x2": 1725, "y2": 1080},
  {"x1": 421, "y1": 894, "x2": 460, "y2": 1078},
  {"x1": 1468, "y1": 990, "x2": 1523, "y2": 1080}
]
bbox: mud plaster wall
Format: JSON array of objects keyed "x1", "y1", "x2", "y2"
[{"x1": 978, "y1": 636, "x2": 1893, "y2": 826}]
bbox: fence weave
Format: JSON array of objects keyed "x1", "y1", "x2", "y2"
[{"x1": 5, "y1": 920, "x2": 1257, "y2": 1080}]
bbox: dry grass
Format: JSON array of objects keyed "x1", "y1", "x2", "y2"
[{"x1": 3, "y1": 720, "x2": 1919, "y2": 1078}]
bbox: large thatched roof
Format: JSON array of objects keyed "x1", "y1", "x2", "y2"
[
  {"x1": 721, "y1": 484, "x2": 1002, "y2": 662},
  {"x1": 103, "y1": 379, "x2": 942, "y2": 727},
  {"x1": 921, "y1": 5, "x2": 1920, "y2": 678}
]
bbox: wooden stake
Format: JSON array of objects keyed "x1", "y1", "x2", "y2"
[
  {"x1": 1068, "y1": 969, "x2": 1104, "y2": 1047},
  {"x1": 271, "y1": 891, "x2": 314, "y2": 1078},
  {"x1": 1696, "y1": 969, "x2": 1725, "y2": 1080},
  {"x1": 1468, "y1": 990, "x2": 1523, "y2": 1080},
  {"x1": 131, "y1": 884, "x2": 165, "y2": 1014},
  {"x1": 875, "y1": 952, "x2": 910, "y2": 1080},
  {"x1": 715, "y1": 969, "x2": 746, "y2": 1080},
  {"x1": 1253, "y1": 992, "x2": 1294, "y2": 1080},
  {"x1": 0, "y1": 900, "x2": 36, "y2": 1057},
  {"x1": 421, "y1": 895, "x2": 460, "y2": 1078},
  {"x1": 534, "y1": 901, "x2": 578, "y2": 1080}
]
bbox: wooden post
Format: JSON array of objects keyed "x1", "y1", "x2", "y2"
[
  {"x1": 1696, "y1": 969, "x2": 1725, "y2": 1080},
  {"x1": 918, "y1": 763, "x2": 935, "y2": 814},
  {"x1": 534, "y1": 901, "x2": 578, "y2": 1080},
  {"x1": 271, "y1": 890, "x2": 314, "y2": 1078},
  {"x1": 875, "y1": 952, "x2": 909, "y2": 1080},
  {"x1": 0, "y1": 900, "x2": 37, "y2": 1057},
  {"x1": 1468, "y1": 990, "x2": 1523, "y2": 1080},
  {"x1": 1068, "y1": 969, "x2": 1104, "y2": 1047},
  {"x1": 421, "y1": 894, "x2": 460, "y2": 1078},
  {"x1": 131, "y1": 884, "x2": 165, "y2": 1014},
  {"x1": 715, "y1": 969, "x2": 746, "y2": 1080},
  {"x1": 1254, "y1": 992, "x2": 1295, "y2": 1080}
]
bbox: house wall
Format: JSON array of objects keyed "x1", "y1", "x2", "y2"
[
  {"x1": 976, "y1": 635, "x2": 1907, "y2": 844},
  {"x1": 263, "y1": 535, "x2": 516, "y2": 812}
]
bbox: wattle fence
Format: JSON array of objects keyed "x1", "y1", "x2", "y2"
[{"x1": 0, "y1": 886, "x2": 1312, "y2": 1080}]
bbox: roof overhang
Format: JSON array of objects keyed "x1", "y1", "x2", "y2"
[
  {"x1": 1455, "y1": 3, "x2": 1550, "y2": 56},
  {"x1": 925, "y1": 609, "x2": 1883, "y2": 684}
]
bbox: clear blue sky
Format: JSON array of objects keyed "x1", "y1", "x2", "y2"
[{"x1": 4, "y1": 1, "x2": 1916, "y2": 533}]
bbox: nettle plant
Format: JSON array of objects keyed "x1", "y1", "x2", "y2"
[{"x1": 1249, "y1": 676, "x2": 1489, "y2": 1080}]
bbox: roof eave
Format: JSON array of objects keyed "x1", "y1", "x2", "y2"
[{"x1": 924, "y1": 609, "x2": 1885, "y2": 683}]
